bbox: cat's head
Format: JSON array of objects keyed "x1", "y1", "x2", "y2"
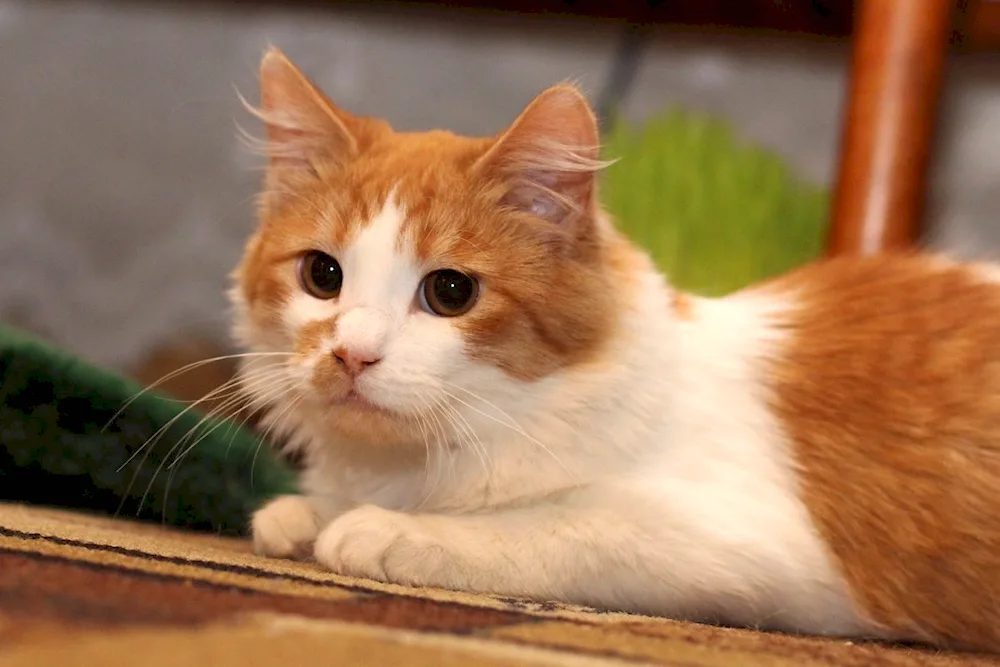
[{"x1": 231, "y1": 49, "x2": 627, "y2": 451}]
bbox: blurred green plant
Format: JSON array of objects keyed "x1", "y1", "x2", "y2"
[{"x1": 601, "y1": 110, "x2": 830, "y2": 296}]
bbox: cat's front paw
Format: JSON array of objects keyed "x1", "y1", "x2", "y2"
[
  {"x1": 252, "y1": 495, "x2": 320, "y2": 559},
  {"x1": 314, "y1": 505, "x2": 457, "y2": 588}
]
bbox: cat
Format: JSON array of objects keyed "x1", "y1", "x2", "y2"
[{"x1": 234, "y1": 48, "x2": 1000, "y2": 653}]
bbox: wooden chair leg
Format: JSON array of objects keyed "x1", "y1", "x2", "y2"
[{"x1": 826, "y1": 0, "x2": 953, "y2": 256}]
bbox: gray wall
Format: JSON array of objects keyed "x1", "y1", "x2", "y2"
[{"x1": 2, "y1": 0, "x2": 999, "y2": 370}]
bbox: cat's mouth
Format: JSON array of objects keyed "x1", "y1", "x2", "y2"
[{"x1": 325, "y1": 389, "x2": 398, "y2": 417}]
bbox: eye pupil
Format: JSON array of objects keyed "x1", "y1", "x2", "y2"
[
  {"x1": 422, "y1": 270, "x2": 479, "y2": 317},
  {"x1": 300, "y1": 251, "x2": 343, "y2": 299},
  {"x1": 434, "y1": 272, "x2": 471, "y2": 309},
  {"x1": 311, "y1": 257, "x2": 341, "y2": 290}
]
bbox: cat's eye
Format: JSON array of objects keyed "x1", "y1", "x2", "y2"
[
  {"x1": 419, "y1": 269, "x2": 480, "y2": 317},
  {"x1": 299, "y1": 251, "x2": 343, "y2": 299}
]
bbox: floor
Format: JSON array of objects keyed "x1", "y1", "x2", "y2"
[{"x1": 1, "y1": 502, "x2": 995, "y2": 667}]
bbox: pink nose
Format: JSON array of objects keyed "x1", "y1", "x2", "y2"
[{"x1": 333, "y1": 346, "x2": 381, "y2": 376}]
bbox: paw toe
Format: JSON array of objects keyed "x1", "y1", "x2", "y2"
[{"x1": 252, "y1": 495, "x2": 320, "y2": 559}]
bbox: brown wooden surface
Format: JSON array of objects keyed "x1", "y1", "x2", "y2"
[
  {"x1": 962, "y1": 0, "x2": 1000, "y2": 49},
  {"x1": 826, "y1": 0, "x2": 954, "y2": 256}
]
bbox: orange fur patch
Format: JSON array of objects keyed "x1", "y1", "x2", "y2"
[
  {"x1": 294, "y1": 318, "x2": 336, "y2": 358},
  {"x1": 765, "y1": 253, "x2": 1000, "y2": 652},
  {"x1": 670, "y1": 291, "x2": 694, "y2": 321}
]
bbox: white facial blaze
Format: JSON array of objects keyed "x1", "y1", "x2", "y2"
[
  {"x1": 338, "y1": 194, "x2": 419, "y2": 314},
  {"x1": 265, "y1": 192, "x2": 468, "y2": 413}
]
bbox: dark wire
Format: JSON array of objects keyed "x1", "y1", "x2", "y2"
[{"x1": 596, "y1": 22, "x2": 652, "y2": 134}]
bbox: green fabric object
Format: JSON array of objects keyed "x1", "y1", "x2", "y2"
[
  {"x1": 0, "y1": 323, "x2": 297, "y2": 535},
  {"x1": 603, "y1": 110, "x2": 829, "y2": 296}
]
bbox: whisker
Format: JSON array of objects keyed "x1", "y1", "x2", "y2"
[
  {"x1": 167, "y1": 385, "x2": 281, "y2": 471},
  {"x1": 413, "y1": 390, "x2": 446, "y2": 510},
  {"x1": 424, "y1": 394, "x2": 460, "y2": 490},
  {"x1": 440, "y1": 384, "x2": 575, "y2": 481},
  {"x1": 413, "y1": 391, "x2": 433, "y2": 478},
  {"x1": 117, "y1": 363, "x2": 290, "y2": 475},
  {"x1": 251, "y1": 394, "x2": 305, "y2": 491},
  {"x1": 103, "y1": 352, "x2": 294, "y2": 433},
  {"x1": 115, "y1": 374, "x2": 249, "y2": 518},
  {"x1": 176, "y1": 365, "x2": 301, "y2": 463},
  {"x1": 224, "y1": 399, "x2": 266, "y2": 461},
  {"x1": 440, "y1": 381, "x2": 523, "y2": 431},
  {"x1": 442, "y1": 398, "x2": 494, "y2": 479},
  {"x1": 440, "y1": 389, "x2": 531, "y2": 440},
  {"x1": 433, "y1": 394, "x2": 490, "y2": 479},
  {"x1": 140, "y1": 382, "x2": 289, "y2": 515},
  {"x1": 150, "y1": 372, "x2": 302, "y2": 518},
  {"x1": 118, "y1": 365, "x2": 294, "y2": 518}
]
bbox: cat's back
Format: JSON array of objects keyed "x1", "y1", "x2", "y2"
[
  {"x1": 756, "y1": 252, "x2": 1000, "y2": 651},
  {"x1": 761, "y1": 252, "x2": 1000, "y2": 437}
]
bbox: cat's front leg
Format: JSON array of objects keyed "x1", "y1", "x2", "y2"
[
  {"x1": 252, "y1": 495, "x2": 322, "y2": 559},
  {"x1": 313, "y1": 502, "x2": 626, "y2": 603}
]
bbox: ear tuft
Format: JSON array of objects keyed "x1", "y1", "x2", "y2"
[
  {"x1": 476, "y1": 84, "x2": 614, "y2": 228},
  {"x1": 242, "y1": 48, "x2": 358, "y2": 211}
]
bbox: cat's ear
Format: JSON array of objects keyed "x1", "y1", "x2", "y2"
[
  {"x1": 247, "y1": 48, "x2": 358, "y2": 206},
  {"x1": 475, "y1": 84, "x2": 609, "y2": 230}
]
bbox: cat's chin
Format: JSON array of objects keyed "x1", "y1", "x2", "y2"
[{"x1": 300, "y1": 392, "x2": 425, "y2": 451}]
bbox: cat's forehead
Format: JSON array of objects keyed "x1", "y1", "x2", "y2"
[
  {"x1": 335, "y1": 194, "x2": 425, "y2": 309},
  {"x1": 336, "y1": 187, "x2": 489, "y2": 273},
  {"x1": 315, "y1": 133, "x2": 506, "y2": 268}
]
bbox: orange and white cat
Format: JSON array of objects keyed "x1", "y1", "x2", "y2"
[{"x1": 235, "y1": 48, "x2": 1000, "y2": 652}]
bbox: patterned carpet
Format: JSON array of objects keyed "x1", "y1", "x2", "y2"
[{"x1": 0, "y1": 503, "x2": 996, "y2": 667}]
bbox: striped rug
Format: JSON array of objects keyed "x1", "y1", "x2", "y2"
[{"x1": 0, "y1": 502, "x2": 993, "y2": 667}]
